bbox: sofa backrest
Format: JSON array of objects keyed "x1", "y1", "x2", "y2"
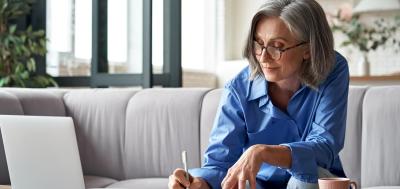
[
  {"x1": 200, "y1": 89, "x2": 223, "y2": 165},
  {"x1": 0, "y1": 86, "x2": 397, "y2": 187},
  {"x1": 63, "y1": 89, "x2": 138, "y2": 180},
  {"x1": 2, "y1": 88, "x2": 66, "y2": 116},
  {"x1": 339, "y1": 86, "x2": 367, "y2": 186},
  {"x1": 361, "y1": 86, "x2": 400, "y2": 187},
  {"x1": 124, "y1": 88, "x2": 209, "y2": 178},
  {"x1": 0, "y1": 88, "x2": 209, "y2": 182}
]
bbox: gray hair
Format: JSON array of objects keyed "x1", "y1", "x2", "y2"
[{"x1": 243, "y1": 0, "x2": 335, "y2": 89}]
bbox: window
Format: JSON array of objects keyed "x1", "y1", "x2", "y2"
[
  {"x1": 39, "y1": 0, "x2": 182, "y2": 87},
  {"x1": 46, "y1": 0, "x2": 92, "y2": 77}
]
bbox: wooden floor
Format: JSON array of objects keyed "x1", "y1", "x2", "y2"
[{"x1": 0, "y1": 185, "x2": 11, "y2": 189}]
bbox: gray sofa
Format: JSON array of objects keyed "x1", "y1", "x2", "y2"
[{"x1": 0, "y1": 86, "x2": 399, "y2": 189}]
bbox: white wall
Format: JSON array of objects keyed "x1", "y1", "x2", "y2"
[
  {"x1": 224, "y1": 0, "x2": 265, "y2": 60},
  {"x1": 216, "y1": 0, "x2": 264, "y2": 87}
]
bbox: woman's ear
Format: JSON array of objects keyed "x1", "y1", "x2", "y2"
[{"x1": 303, "y1": 45, "x2": 311, "y2": 60}]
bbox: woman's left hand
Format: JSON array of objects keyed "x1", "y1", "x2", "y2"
[{"x1": 221, "y1": 144, "x2": 267, "y2": 189}]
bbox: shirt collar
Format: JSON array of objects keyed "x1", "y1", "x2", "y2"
[{"x1": 247, "y1": 75, "x2": 268, "y2": 101}]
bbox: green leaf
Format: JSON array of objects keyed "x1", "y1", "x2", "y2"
[
  {"x1": 14, "y1": 45, "x2": 21, "y2": 55},
  {"x1": 20, "y1": 34, "x2": 26, "y2": 42},
  {"x1": 3, "y1": 37, "x2": 9, "y2": 47},
  {"x1": 32, "y1": 75, "x2": 48, "y2": 87},
  {"x1": 341, "y1": 41, "x2": 353, "y2": 47},
  {"x1": 0, "y1": 0, "x2": 8, "y2": 14},
  {"x1": 14, "y1": 63, "x2": 24, "y2": 74},
  {"x1": 27, "y1": 57, "x2": 36, "y2": 72},
  {"x1": 48, "y1": 77, "x2": 58, "y2": 87},
  {"x1": 21, "y1": 45, "x2": 30, "y2": 56},
  {"x1": 33, "y1": 30, "x2": 45, "y2": 37},
  {"x1": 20, "y1": 70, "x2": 29, "y2": 79},
  {"x1": 30, "y1": 75, "x2": 58, "y2": 88},
  {"x1": 10, "y1": 74, "x2": 25, "y2": 87},
  {"x1": 39, "y1": 39, "x2": 46, "y2": 48},
  {"x1": 0, "y1": 76, "x2": 11, "y2": 87},
  {"x1": 0, "y1": 0, "x2": 54, "y2": 88},
  {"x1": 9, "y1": 24, "x2": 16, "y2": 34}
]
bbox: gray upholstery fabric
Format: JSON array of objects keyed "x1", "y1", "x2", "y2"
[
  {"x1": 339, "y1": 86, "x2": 367, "y2": 187},
  {"x1": 84, "y1": 175, "x2": 117, "y2": 188},
  {"x1": 4, "y1": 89, "x2": 66, "y2": 116},
  {"x1": 200, "y1": 89, "x2": 222, "y2": 166},
  {"x1": 361, "y1": 86, "x2": 400, "y2": 187},
  {"x1": 0, "y1": 91, "x2": 24, "y2": 184},
  {"x1": 0, "y1": 91, "x2": 24, "y2": 115},
  {"x1": 106, "y1": 178, "x2": 168, "y2": 189},
  {"x1": 63, "y1": 89, "x2": 138, "y2": 180},
  {"x1": 2, "y1": 88, "x2": 68, "y2": 99},
  {"x1": 124, "y1": 88, "x2": 209, "y2": 178}
]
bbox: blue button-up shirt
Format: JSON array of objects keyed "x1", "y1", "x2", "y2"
[{"x1": 190, "y1": 52, "x2": 349, "y2": 189}]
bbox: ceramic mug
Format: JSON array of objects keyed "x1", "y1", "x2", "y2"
[{"x1": 318, "y1": 178, "x2": 357, "y2": 189}]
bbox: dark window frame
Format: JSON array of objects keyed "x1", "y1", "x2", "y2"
[{"x1": 30, "y1": 0, "x2": 181, "y2": 88}]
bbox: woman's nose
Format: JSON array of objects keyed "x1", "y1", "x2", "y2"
[{"x1": 259, "y1": 48, "x2": 270, "y2": 63}]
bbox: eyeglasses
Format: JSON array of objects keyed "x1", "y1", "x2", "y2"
[{"x1": 253, "y1": 41, "x2": 307, "y2": 61}]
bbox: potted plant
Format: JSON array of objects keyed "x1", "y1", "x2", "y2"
[
  {"x1": 328, "y1": 3, "x2": 400, "y2": 76},
  {"x1": 0, "y1": 0, "x2": 57, "y2": 87}
]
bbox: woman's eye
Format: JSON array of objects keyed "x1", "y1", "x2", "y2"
[{"x1": 273, "y1": 42, "x2": 284, "y2": 48}]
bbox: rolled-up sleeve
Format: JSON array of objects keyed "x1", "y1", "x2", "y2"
[
  {"x1": 189, "y1": 83, "x2": 247, "y2": 189},
  {"x1": 281, "y1": 55, "x2": 349, "y2": 183}
]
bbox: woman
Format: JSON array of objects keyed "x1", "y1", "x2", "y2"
[{"x1": 169, "y1": 0, "x2": 349, "y2": 188}]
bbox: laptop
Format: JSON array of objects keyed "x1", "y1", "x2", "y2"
[{"x1": 0, "y1": 115, "x2": 85, "y2": 189}]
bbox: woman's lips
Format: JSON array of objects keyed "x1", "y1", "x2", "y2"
[
  {"x1": 260, "y1": 63, "x2": 278, "y2": 69},
  {"x1": 261, "y1": 64, "x2": 278, "y2": 70}
]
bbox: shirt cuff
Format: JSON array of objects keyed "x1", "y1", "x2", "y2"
[
  {"x1": 189, "y1": 167, "x2": 226, "y2": 189},
  {"x1": 280, "y1": 142, "x2": 319, "y2": 183}
]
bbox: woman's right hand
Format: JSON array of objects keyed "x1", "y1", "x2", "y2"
[{"x1": 168, "y1": 168, "x2": 210, "y2": 189}]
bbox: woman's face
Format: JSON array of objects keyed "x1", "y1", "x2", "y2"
[{"x1": 254, "y1": 17, "x2": 309, "y2": 83}]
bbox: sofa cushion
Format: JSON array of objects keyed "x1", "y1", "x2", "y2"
[
  {"x1": 200, "y1": 89, "x2": 222, "y2": 166},
  {"x1": 3, "y1": 88, "x2": 66, "y2": 116},
  {"x1": 63, "y1": 89, "x2": 138, "y2": 180},
  {"x1": 339, "y1": 86, "x2": 367, "y2": 187},
  {"x1": 124, "y1": 88, "x2": 209, "y2": 178},
  {"x1": 106, "y1": 178, "x2": 168, "y2": 189},
  {"x1": 0, "y1": 91, "x2": 24, "y2": 184},
  {"x1": 0, "y1": 91, "x2": 24, "y2": 115},
  {"x1": 361, "y1": 86, "x2": 400, "y2": 187},
  {"x1": 84, "y1": 175, "x2": 117, "y2": 188}
]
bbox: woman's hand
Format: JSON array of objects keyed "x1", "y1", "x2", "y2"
[
  {"x1": 221, "y1": 144, "x2": 267, "y2": 189},
  {"x1": 168, "y1": 168, "x2": 210, "y2": 189}
]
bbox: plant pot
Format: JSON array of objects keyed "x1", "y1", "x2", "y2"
[{"x1": 358, "y1": 53, "x2": 370, "y2": 76}]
